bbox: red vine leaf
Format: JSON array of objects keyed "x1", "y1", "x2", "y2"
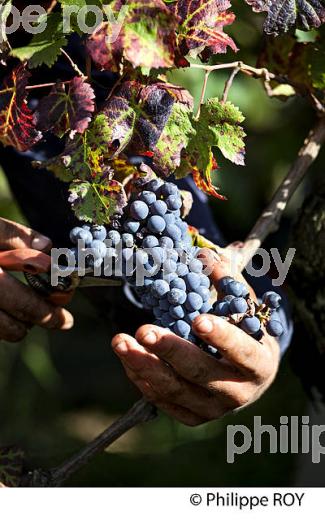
[
  {"x1": 101, "y1": 80, "x2": 194, "y2": 176},
  {"x1": 245, "y1": 0, "x2": 325, "y2": 35},
  {"x1": 173, "y1": 0, "x2": 237, "y2": 60},
  {"x1": 192, "y1": 160, "x2": 226, "y2": 200},
  {"x1": 35, "y1": 77, "x2": 95, "y2": 137},
  {"x1": 86, "y1": 26, "x2": 123, "y2": 72},
  {"x1": 0, "y1": 65, "x2": 42, "y2": 151},
  {"x1": 86, "y1": 0, "x2": 179, "y2": 72}
]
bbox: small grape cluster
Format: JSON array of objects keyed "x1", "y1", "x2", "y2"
[
  {"x1": 212, "y1": 276, "x2": 284, "y2": 338},
  {"x1": 67, "y1": 178, "x2": 284, "y2": 348}
]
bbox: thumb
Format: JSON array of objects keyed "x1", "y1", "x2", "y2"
[
  {"x1": 199, "y1": 245, "x2": 257, "y2": 299},
  {"x1": 0, "y1": 218, "x2": 52, "y2": 252}
]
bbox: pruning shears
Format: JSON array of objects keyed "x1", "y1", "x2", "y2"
[{"x1": 0, "y1": 249, "x2": 122, "y2": 306}]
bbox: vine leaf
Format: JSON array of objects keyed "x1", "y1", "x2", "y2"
[
  {"x1": 10, "y1": 12, "x2": 67, "y2": 68},
  {"x1": 173, "y1": 0, "x2": 237, "y2": 60},
  {"x1": 69, "y1": 179, "x2": 127, "y2": 224},
  {"x1": 37, "y1": 114, "x2": 129, "y2": 224},
  {"x1": 176, "y1": 98, "x2": 245, "y2": 199},
  {"x1": 258, "y1": 33, "x2": 325, "y2": 104},
  {"x1": 0, "y1": 446, "x2": 24, "y2": 487},
  {"x1": 35, "y1": 77, "x2": 96, "y2": 137},
  {"x1": 245, "y1": 0, "x2": 325, "y2": 35},
  {"x1": 200, "y1": 98, "x2": 246, "y2": 165},
  {"x1": 192, "y1": 160, "x2": 226, "y2": 200},
  {"x1": 102, "y1": 80, "x2": 194, "y2": 176},
  {"x1": 39, "y1": 113, "x2": 115, "y2": 182},
  {"x1": 86, "y1": 0, "x2": 179, "y2": 72},
  {"x1": 58, "y1": 0, "x2": 104, "y2": 33},
  {"x1": 0, "y1": 65, "x2": 42, "y2": 151},
  {"x1": 150, "y1": 101, "x2": 195, "y2": 176}
]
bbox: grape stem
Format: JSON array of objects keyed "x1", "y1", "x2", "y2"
[
  {"x1": 196, "y1": 69, "x2": 211, "y2": 119},
  {"x1": 60, "y1": 48, "x2": 85, "y2": 78},
  {"x1": 221, "y1": 66, "x2": 241, "y2": 104},
  {"x1": 190, "y1": 61, "x2": 325, "y2": 114},
  {"x1": 240, "y1": 116, "x2": 325, "y2": 268}
]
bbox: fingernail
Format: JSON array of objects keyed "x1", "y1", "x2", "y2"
[
  {"x1": 32, "y1": 235, "x2": 51, "y2": 251},
  {"x1": 194, "y1": 316, "x2": 214, "y2": 334},
  {"x1": 142, "y1": 331, "x2": 157, "y2": 345},
  {"x1": 61, "y1": 314, "x2": 74, "y2": 330},
  {"x1": 113, "y1": 341, "x2": 128, "y2": 355}
]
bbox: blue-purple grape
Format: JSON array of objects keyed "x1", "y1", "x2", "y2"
[
  {"x1": 174, "y1": 320, "x2": 191, "y2": 339},
  {"x1": 241, "y1": 316, "x2": 261, "y2": 335},
  {"x1": 150, "y1": 200, "x2": 168, "y2": 216},
  {"x1": 147, "y1": 215, "x2": 166, "y2": 234},
  {"x1": 130, "y1": 201, "x2": 149, "y2": 221},
  {"x1": 229, "y1": 297, "x2": 248, "y2": 314},
  {"x1": 263, "y1": 291, "x2": 282, "y2": 310},
  {"x1": 167, "y1": 288, "x2": 187, "y2": 305},
  {"x1": 266, "y1": 319, "x2": 284, "y2": 337},
  {"x1": 185, "y1": 292, "x2": 203, "y2": 312},
  {"x1": 91, "y1": 225, "x2": 107, "y2": 241}
]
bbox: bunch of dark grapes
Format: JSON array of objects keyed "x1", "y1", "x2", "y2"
[
  {"x1": 213, "y1": 276, "x2": 284, "y2": 338},
  {"x1": 68, "y1": 178, "x2": 284, "y2": 350}
]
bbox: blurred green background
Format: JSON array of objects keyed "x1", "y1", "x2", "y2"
[{"x1": 0, "y1": 0, "x2": 324, "y2": 486}]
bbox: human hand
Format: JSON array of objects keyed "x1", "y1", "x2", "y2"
[
  {"x1": 112, "y1": 248, "x2": 280, "y2": 425},
  {"x1": 0, "y1": 218, "x2": 74, "y2": 343}
]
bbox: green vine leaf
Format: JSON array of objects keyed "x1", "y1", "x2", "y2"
[
  {"x1": 10, "y1": 12, "x2": 67, "y2": 68},
  {"x1": 245, "y1": 0, "x2": 325, "y2": 35},
  {"x1": 200, "y1": 98, "x2": 246, "y2": 165},
  {"x1": 0, "y1": 446, "x2": 24, "y2": 487},
  {"x1": 69, "y1": 179, "x2": 127, "y2": 224},
  {"x1": 151, "y1": 101, "x2": 195, "y2": 175},
  {"x1": 176, "y1": 98, "x2": 246, "y2": 199},
  {"x1": 39, "y1": 113, "x2": 114, "y2": 182},
  {"x1": 35, "y1": 77, "x2": 96, "y2": 137},
  {"x1": 178, "y1": 97, "x2": 245, "y2": 172},
  {"x1": 58, "y1": 0, "x2": 105, "y2": 34}
]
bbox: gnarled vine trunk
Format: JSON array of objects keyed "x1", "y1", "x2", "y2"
[
  {"x1": 290, "y1": 183, "x2": 325, "y2": 354},
  {"x1": 288, "y1": 183, "x2": 325, "y2": 402}
]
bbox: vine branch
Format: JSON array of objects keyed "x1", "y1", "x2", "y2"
[{"x1": 22, "y1": 398, "x2": 156, "y2": 487}]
